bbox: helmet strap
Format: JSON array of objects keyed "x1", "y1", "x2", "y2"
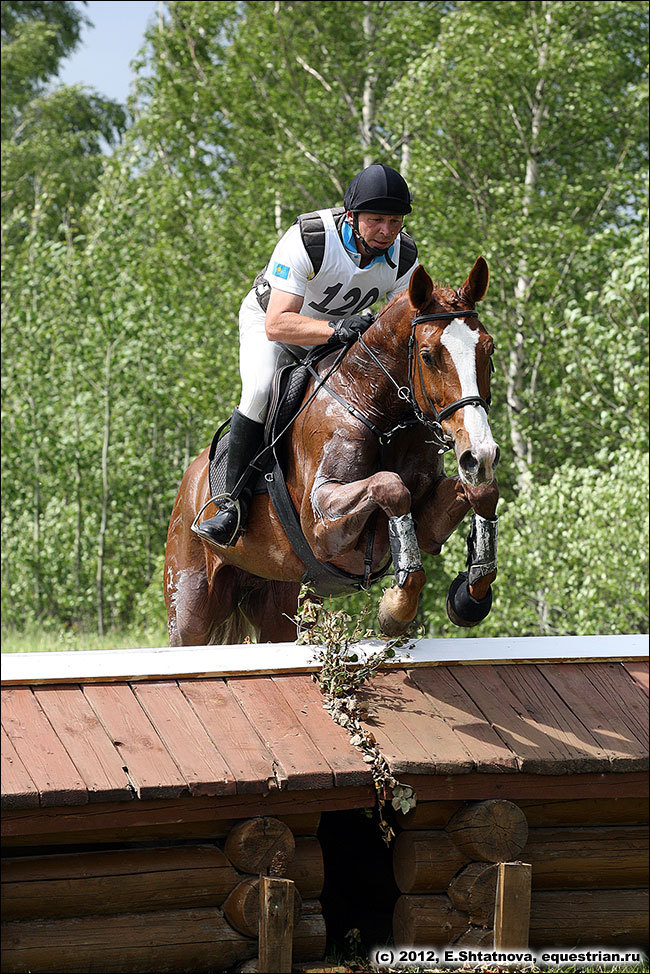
[{"x1": 351, "y1": 212, "x2": 397, "y2": 269}]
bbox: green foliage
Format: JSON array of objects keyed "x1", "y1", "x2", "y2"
[
  {"x1": 0, "y1": 625, "x2": 168, "y2": 653},
  {"x1": 1, "y1": 0, "x2": 126, "y2": 248},
  {"x1": 1, "y1": 0, "x2": 87, "y2": 121},
  {"x1": 2, "y1": 0, "x2": 648, "y2": 641},
  {"x1": 480, "y1": 449, "x2": 649, "y2": 636},
  {"x1": 297, "y1": 590, "x2": 417, "y2": 843}
]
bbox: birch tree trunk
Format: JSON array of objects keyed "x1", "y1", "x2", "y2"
[
  {"x1": 73, "y1": 395, "x2": 83, "y2": 595},
  {"x1": 28, "y1": 394, "x2": 42, "y2": 617},
  {"x1": 507, "y1": 1, "x2": 552, "y2": 492},
  {"x1": 28, "y1": 184, "x2": 43, "y2": 616},
  {"x1": 361, "y1": 2, "x2": 377, "y2": 168},
  {"x1": 145, "y1": 415, "x2": 158, "y2": 583},
  {"x1": 96, "y1": 344, "x2": 112, "y2": 636}
]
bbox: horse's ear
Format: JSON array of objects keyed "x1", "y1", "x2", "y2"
[
  {"x1": 459, "y1": 257, "x2": 489, "y2": 305},
  {"x1": 409, "y1": 265, "x2": 434, "y2": 310}
]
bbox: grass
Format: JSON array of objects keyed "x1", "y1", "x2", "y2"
[{"x1": 1, "y1": 626, "x2": 168, "y2": 654}]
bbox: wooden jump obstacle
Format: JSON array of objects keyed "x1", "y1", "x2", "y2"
[{"x1": 1, "y1": 634, "x2": 648, "y2": 972}]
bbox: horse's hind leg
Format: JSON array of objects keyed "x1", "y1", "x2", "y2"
[
  {"x1": 165, "y1": 556, "x2": 240, "y2": 646},
  {"x1": 240, "y1": 579, "x2": 301, "y2": 643}
]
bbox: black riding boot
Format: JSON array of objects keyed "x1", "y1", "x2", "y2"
[{"x1": 195, "y1": 408, "x2": 265, "y2": 546}]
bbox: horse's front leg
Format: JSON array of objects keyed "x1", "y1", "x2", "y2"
[
  {"x1": 310, "y1": 471, "x2": 426, "y2": 637},
  {"x1": 414, "y1": 476, "x2": 499, "y2": 628}
]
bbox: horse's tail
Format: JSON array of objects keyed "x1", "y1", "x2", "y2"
[{"x1": 209, "y1": 604, "x2": 258, "y2": 645}]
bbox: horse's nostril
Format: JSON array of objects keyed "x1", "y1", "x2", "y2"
[
  {"x1": 459, "y1": 450, "x2": 479, "y2": 475},
  {"x1": 494, "y1": 447, "x2": 500, "y2": 469}
]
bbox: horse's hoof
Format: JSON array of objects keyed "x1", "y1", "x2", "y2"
[
  {"x1": 378, "y1": 588, "x2": 414, "y2": 637},
  {"x1": 378, "y1": 605, "x2": 411, "y2": 637},
  {"x1": 446, "y1": 572, "x2": 492, "y2": 628}
]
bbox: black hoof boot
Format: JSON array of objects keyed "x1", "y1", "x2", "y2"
[{"x1": 446, "y1": 571, "x2": 492, "y2": 628}]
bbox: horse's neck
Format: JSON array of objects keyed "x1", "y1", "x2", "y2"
[{"x1": 336, "y1": 309, "x2": 411, "y2": 425}]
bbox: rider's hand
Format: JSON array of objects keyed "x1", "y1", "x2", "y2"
[{"x1": 327, "y1": 314, "x2": 373, "y2": 345}]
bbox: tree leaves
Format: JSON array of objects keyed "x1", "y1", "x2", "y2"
[{"x1": 2, "y1": 0, "x2": 647, "y2": 640}]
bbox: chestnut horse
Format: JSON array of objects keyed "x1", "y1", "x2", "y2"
[{"x1": 164, "y1": 258, "x2": 499, "y2": 645}]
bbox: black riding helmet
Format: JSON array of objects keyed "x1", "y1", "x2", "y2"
[
  {"x1": 344, "y1": 164, "x2": 412, "y2": 215},
  {"x1": 343, "y1": 164, "x2": 412, "y2": 264}
]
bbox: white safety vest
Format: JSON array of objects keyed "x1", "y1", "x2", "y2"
[{"x1": 264, "y1": 208, "x2": 418, "y2": 319}]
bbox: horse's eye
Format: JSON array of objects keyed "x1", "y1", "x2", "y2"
[{"x1": 421, "y1": 350, "x2": 434, "y2": 367}]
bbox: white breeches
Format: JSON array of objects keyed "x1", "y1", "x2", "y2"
[{"x1": 237, "y1": 289, "x2": 311, "y2": 424}]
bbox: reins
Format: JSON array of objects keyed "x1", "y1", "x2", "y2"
[
  {"x1": 275, "y1": 308, "x2": 491, "y2": 457},
  {"x1": 356, "y1": 308, "x2": 491, "y2": 451},
  {"x1": 267, "y1": 307, "x2": 491, "y2": 462}
]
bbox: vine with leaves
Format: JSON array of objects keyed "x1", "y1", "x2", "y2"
[{"x1": 296, "y1": 587, "x2": 418, "y2": 845}]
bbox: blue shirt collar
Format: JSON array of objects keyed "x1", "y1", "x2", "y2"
[{"x1": 341, "y1": 219, "x2": 395, "y2": 267}]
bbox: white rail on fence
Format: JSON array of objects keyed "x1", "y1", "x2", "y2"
[{"x1": 1, "y1": 633, "x2": 647, "y2": 686}]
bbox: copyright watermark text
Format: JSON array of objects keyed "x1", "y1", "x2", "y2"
[{"x1": 370, "y1": 945, "x2": 646, "y2": 969}]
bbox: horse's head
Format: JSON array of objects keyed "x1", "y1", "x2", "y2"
[{"x1": 407, "y1": 258, "x2": 499, "y2": 485}]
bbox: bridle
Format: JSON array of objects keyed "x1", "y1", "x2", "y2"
[{"x1": 357, "y1": 309, "x2": 491, "y2": 451}]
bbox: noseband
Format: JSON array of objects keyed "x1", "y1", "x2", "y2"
[{"x1": 358, "y1": 309, "x2": 491, "y2": 450}]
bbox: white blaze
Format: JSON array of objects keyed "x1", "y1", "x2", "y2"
[{"x1": 440, "y1": 318, "x2": 495, "y2": 456}]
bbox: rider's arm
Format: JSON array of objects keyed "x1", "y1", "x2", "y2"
[{"x1": 265, "y1": 288, "x2": 334, "y2": 345}]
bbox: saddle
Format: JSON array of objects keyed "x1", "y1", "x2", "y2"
[
  {"x1": 208, "y1": 360, "x2": 311, "y2": 500},
  {"x1": 207, "y1": 350, "x2": 393, "y2": 597}
]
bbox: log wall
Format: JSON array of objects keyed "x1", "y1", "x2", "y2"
[
  {"x1": 392, "y1": 798, "x2": 649, "y2": 949},
  {"x1": 1, "y1": 815, "x2": 326, "y2": 974}
]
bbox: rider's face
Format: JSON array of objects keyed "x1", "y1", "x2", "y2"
[{"x1": 351, "y1": 212, "x2": 404, "y2": 252}]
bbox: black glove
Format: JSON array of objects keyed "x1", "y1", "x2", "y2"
[{"x1": 327, "y1": 314, "x2": 373, "y2": 345}]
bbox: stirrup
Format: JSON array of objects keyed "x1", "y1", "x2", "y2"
[{"x1": 191, "y1": 494, "x2": 241, "y2": 547}]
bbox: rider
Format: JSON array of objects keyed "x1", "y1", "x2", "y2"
[{"x1": 195, "y1": 163, "x2": 419, "y2": 547}]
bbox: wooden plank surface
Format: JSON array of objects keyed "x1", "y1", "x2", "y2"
[
  {"x1": 3, "y1": 634, "x2": 646, "y2": 685},
  {"x1": 227, "y1": 677, "x2": 334, "y2": 790},
  {"x1": 178, "y1": 678, "x2": 281, "y2": 794},
  {"x1": 1, "y1": 727, "x2": 39, "y2": 809},
  {"x1": 1, "y1": 656, "x2": 647, "y2": 813},
  {"x1": 538, "y1": 664, "x2": 648, "y2": 769},
  {"x1": 498, "y1": 664, "x2": 619, "y2": 770},
  {"x1": 271, "y1": 675, "x2": 372, "y2": 787},
  {"x1": 406, "y1": 667, "x2": 519, "y2": 773},
  {"x1": 451, "y1": 665, "x2": 610, "y2": 773},
  {"x1": 33, "y1": 685, "x2": 133, "y2": 802},
  {"x1": 1, "y1": 687, "x2": 87, "y2": 806},
  {"x1": 623, "y1": 661, "x2": 649, "y2": 695},
  {"x1": 132, "y1": 681, "x2": 237, "y2": 796},
  {"x1": 580, "y1": 663, "x2": 649, "y2": 747},
  {"x1": 0, "y1": 786, "x2": 376, "y2": 846},
  {"x1": 357, "y1": 670, "x2": 450, "y2": 774},
  {"x1": 82, "y1": 683, "x2": 187, "y2": 799},
  {"x1": 3, "y1": 773, "x2": 647, "y2": 846},
  {"x1": 359, "y1": 670, "x2": 475, "y2": 775}
]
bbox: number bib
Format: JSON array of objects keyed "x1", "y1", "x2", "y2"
[{"x1": 264, "y1": 208, "x2": 416, "y2": 320}]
